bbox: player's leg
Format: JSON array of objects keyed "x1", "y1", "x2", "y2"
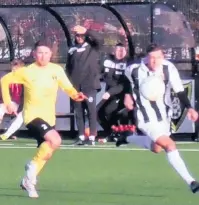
[
  {"x1": 97, "y1": 98, "x2": 120, "y2": 134},
  {"x1": 74, "y1": 101, "x2": 86, "y2": 142},
  {"x1": 0, "y1": 112, "x2": 23, "y2": 140},
  {"x1": 139, "y1": 121, "x2": 199, "y2": 193},
  {"x1": 27, "y1": 119, "x2": 61, "y2": 175},
  {"x1": 116, "y1": 131, "x2": 162, "y2": 153},
  {"x1": 32, "y1": 129, "x2": 61, "y2": 176},
  {"x1": 97, "y1": 99, "x2": 112, "y2": 132},
  {"x1": 85, "y1": 91, "x2": 97, "y2": 144},
  {"x1": 21, "y1": 118, "x2": 61, "y2": 198}
]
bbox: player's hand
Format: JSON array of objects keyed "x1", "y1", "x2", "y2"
[
  {"x1": 73, "y1": 92, "x2": 88, "y2": 102},
  {"x1": 73, "y1": 25, "x2": 87, "y2": 35},
  {"x1": 102, "y1": 92, "x2": 110, "y2": 100},
  {"x1": 124, "y1": 94, "x2": 134, "y2": 110},
  {"x1": 187, "y1": 108, "x2": 198, "y2": 122},
  {"x1": 6, "y1": 102, "x2": 18, "y2": 116}
]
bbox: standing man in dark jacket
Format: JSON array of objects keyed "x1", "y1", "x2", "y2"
[{"x1": 67, "y1": 25, "x2": 102, "y2": 145}]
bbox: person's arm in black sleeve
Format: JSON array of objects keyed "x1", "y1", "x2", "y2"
[
  {"x1": 105, "y1": 73, "x2": 132, "y2": 97},
  {"x1": 169, "y1": 64, "x2": 192, "y2": 109},
  {"x1": 169, "y1": 63, "x2": 198, "y2": 121},
  {"x1": 123, "y1": 76, "x2": 133, "y2": 95},
  {"x1": 177, "y1": 91, "x2": 192, "y2": 109},
  {"x1": 107, "y1": 83, "x2": 124, "y2": 96},
  {"x1": 123, "y1": 64, "x2": 136, "y2": 110},
  {"x1": 85, "y1": 30, "x2": 103, "y2": 50},
  {"x1": 65, "y1": 52, "x2": 72, "y2": 77}
]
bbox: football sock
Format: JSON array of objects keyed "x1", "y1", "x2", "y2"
[
  {"x1": 32, "y1": 141, "x2": 53, "y2": 176},
  {"x1": 89, "y1": 135, "x2": 95, "y2": 141},
  {"x1": 79, "y1": 135, "x2": 85, "y2": 141},
  {"x1": 167, "y1": 149, "x2": 195, "y2": 185}
]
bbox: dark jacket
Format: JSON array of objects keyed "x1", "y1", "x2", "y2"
[
  {"x1": 67, "y1": 30, "x2": 102, "y2": 93},
  {"x1": 103, "y1": 55, "x2": 128, "y2": 97}
]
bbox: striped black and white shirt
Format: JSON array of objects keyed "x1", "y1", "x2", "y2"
[{"x1": 125, "y1": 58, "x2": 184, "y2": 123}]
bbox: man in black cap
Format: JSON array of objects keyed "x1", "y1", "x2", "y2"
[{"x1": 67, "y1": 25, "x2": 102, "y2": 145}]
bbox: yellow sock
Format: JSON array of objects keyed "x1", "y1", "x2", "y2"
[
  {"x1": 35, "y1": 160, "x2": 47, "y2": 176},
  {"x1": 32, "y1": 141, "x2": 54, "y2": 176}
]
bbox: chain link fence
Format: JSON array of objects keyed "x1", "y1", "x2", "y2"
[{"x1": 0, "y1": 0, "x2": 198, "y2": 67}]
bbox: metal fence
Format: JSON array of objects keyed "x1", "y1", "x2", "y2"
[{"x1": 0, "y1": 0, "x2": 198, "y2": 69}]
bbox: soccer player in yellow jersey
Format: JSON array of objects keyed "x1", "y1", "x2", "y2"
[{"x1": 0, "y1": 40, "x2": 87, "y2": 198}]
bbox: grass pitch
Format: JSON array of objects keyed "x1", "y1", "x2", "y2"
[{"x1": 0, "y1": 139, "x2": 199, "y2": 205}]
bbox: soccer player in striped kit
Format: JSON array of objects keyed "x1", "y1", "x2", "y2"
[{"x1": 117, "y1": 44, "x2": 199, "y2": 193}]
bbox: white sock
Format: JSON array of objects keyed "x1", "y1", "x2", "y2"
[
  {"x1": 4, "y1": 112, "x2": 23, "y2": 139},
  {"x1": 26, "y1": 161, "x2": 37, "y2": 183},
  {"x1": 126, "y1": 134, "x2": 153, "y2": 150},
  {"x1": 89, "y1": 135, "x2": 95, "y2": 141},
  {"x1": 167, "y1": 150, "x2": 195, "y2": 185},
  {"x1": 79, "y1": 135, "x2": 85, "y2": 141}
]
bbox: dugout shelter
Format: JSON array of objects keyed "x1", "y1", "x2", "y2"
[{"x1": 0, "y1": 0, "x2": 199, "y2": 140}]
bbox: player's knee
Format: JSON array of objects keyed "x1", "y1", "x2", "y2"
[
  {"x1": 166, "y1": 140, "x2": 176, "y2": 152},
  {"x1": 53, "y1": 136, "x2": 62, "y2": 148},
  {"x1": 44, "y1": 130, "x2": 62, "y2": 149},
  {"x1": 155, "y1": 136, "x2": 176, "y2": 152},
  {"x1": 151, "y1": 143, "x2": 162, "y2": 153},
  {"x1": 50, "y1": 136, "x2": 62, "y2": 149}
]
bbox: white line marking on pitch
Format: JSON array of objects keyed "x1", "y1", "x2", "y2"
[
  {"x1": 0, "y1": 143, "x2": 14, "y2": 146},
  {"x1": 26, "y1": 143, "x2": 37, "y2": 146},
  {"x1": 176, "y1": 141, "x2": 198, "y2": 144},
  {"x1": 1, "y1": 146, "x2": 199, "y2": 152}
]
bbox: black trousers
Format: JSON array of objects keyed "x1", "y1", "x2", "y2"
[
  {"x1": 74, "y1": 90, "x2": 97, "y2": 136},
  {"x1": 97, "y1": 97, "x2": 126, "y2": 134},
  {"x1": 97, "y1": 97, "x2": 135, "y2": 134}
]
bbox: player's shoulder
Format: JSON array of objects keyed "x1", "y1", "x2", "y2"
[
  {"x1": 26, "y1": 63, "x2": 37, "y2": 70},
  {"x1": 162, "y1": 59, "x2": 179, "y2": 76},
  {"x1": 162, "y1": 59, "x2": 176, "y2": 69},
  {"x1": 48, "y1": 63, "x2": 66, "y2": 76},
  {"x1": 126, "y1": 58, "x2": 142, "y2": 70},
  {"x1": 13, "y1": 66, "x2": 27, "y2": 75},
  {"x1": 49, "y1": 62, "x2": 63, "y2": 70},
  {"x1": 125, "y1": 60, "x2": 141, "y2": 78}
]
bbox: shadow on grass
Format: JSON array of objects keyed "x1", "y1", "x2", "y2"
[
  {"x1": 40, "y1": 188, "x2": 165, "y2": 198},
  {"x1": 0, "y1": 186, "x2": 164, "y2": 198}
]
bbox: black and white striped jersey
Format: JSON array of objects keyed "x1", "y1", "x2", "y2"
[{"x1": 125, "y1": 58, "x2": 184, "y2": 123}]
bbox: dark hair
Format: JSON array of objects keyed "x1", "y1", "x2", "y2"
[
  {"x1": 146, "y1": 43, "x2": 162, "y2": 54},
  {"x1": 34, "y1": 39, "x2": 52, "y2": 50},
  {"x1": 11, "y1": 58, "x2": 24, "y2": 67}
]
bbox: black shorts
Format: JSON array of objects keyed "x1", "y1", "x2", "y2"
[{"x1": 26, "y1": 118, "x2": 54, "y2": 147}]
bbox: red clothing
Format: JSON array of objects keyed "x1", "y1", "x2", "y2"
[{"x1": 9, "y1": 84, "x2": 23, "y2": 104}]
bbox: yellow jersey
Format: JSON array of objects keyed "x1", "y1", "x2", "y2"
[{"x1": 1, "y1": 62, "x2": 78, "y2": 126}]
